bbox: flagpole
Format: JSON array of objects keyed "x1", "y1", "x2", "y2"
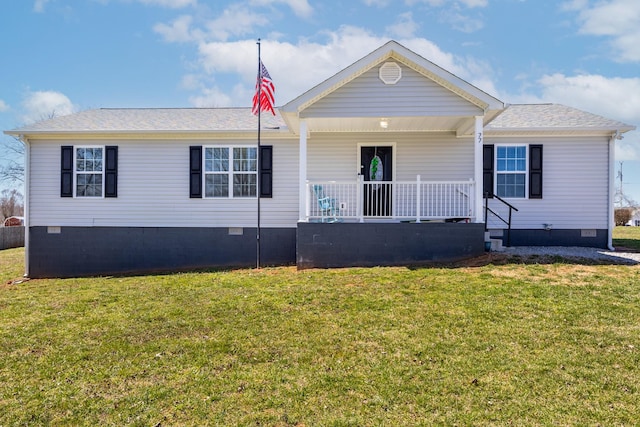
[{"x1": 256, "y1": 39, "x2": 262, "y2": 269}]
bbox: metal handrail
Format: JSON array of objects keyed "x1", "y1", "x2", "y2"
[{"x1": 484, "y1": 192, "x2": 519, "y2": 247}]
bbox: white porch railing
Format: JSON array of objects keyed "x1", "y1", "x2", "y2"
[{"x1": 305, "y1": 176, "x2": 476, "y2": 222}]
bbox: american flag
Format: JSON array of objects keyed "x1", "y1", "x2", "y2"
[{"x1": 252, "y1": 60, "x2": 275, "y2": 116}]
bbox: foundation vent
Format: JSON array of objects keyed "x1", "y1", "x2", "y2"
[{"x1": 379, "y1": 62, "x2": 402, "y2": 85}]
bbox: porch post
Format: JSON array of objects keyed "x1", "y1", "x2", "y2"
[
  {"x1": 474, "y1": 115, "x2": 484, "y2": 223},
  {"x1": 299, "y1": 120, "x2": 308, "y2": 221},
  {"x1": 357, "y1": 174, "x2": 364, "y2": 223},
  {"x1": 415, "y1": 175, "x2": 421, "y2": 223}
]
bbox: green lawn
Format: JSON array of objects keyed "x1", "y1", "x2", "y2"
[
  {"x1": 1, "y1": 234, "x2": 640, "y2": 425},
  {"x1": 613, "y1": 225, "x2": 640, "y2": 250}
]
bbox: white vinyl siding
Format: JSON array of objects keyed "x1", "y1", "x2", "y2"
[
  {"x1": 307, "y1": 132, "x2": 474, "y2": 182},
  {"x1": 28, "y1": 134, "x2": 611, "y2": 231},
  {"x1": 302, "y1": 65, "x2": 483, "y2": 118},
  {"x1": 485, "y1": 136, "x2": 610, "y2": 230},
  {"x1": 29, "y1": 138, "x2": 299, "y2": 228}
]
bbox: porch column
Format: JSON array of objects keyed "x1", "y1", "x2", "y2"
[
  {"x1": 474, "y1": 115, "x2": 484, "y2": 223},
  {"x1": 299, "y1": 120, "x2": 308, "y2": 221}
]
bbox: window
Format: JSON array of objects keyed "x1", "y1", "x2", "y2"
[
  {"x1": 496, "y1": 145, "x2": 527, "y2": 198},
  {"x1": 204, "y1": 146, "x2": 257, "y2": 198},
  {"x1": 61, "y1": 145, "x2": 118, "y2": 198},
  {"x1": 75, "y1": 146, "x2": 104, "y2": 197},
  {"x1": 190, "y1": 145, "x2": 271, "y2": 199},
  {"x1": 483, "y1": 144, "x2": 542, "y2": 200}
]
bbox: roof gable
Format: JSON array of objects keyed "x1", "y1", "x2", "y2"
[
  {"x1": 300, "y1": 63, "x2": 484, "y2": 119},
  {"x1": 281, "y1": 40, "x2": 505, "y2": 116}
]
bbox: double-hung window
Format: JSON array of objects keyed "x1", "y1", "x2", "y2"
[
  {"x1": 204, "y1": 146, "x2": 257, "y2": 198},
  {"x1": 75, "y1": 146, "x2": 104, "y2": 197},
  {"x1": 61, "y1": 145, "x2": 117, "y2": 198},
  {"x1": 496, "y1": 145, "x2": 527, "y2": 198}
]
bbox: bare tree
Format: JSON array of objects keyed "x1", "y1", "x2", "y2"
[
  {"x1": 1, "y1": 111, "x2": 60, "y2": 185},
  {"x1": 0, "y1": 135, "x2": 25, "y2": 184},
  {"x1": 0, "y1": 189, "x2": 24, "y2": 221}
]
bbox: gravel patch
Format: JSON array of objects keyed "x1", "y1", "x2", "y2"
[{"x1": 500, "y1": 246, "x2": 640, "y2": 265}]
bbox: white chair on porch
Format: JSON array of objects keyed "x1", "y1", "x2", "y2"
[{"x1": 313, "y1": 185, "x2": 342, "y2": 223}]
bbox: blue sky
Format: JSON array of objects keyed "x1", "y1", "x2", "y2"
[{"x1": 2, "y1": 0, "x2": 639, "y2": 201}]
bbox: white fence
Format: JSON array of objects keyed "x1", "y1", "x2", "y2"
[{"x1": 306, "y1": 177, "x2": 475, "y2": 222}]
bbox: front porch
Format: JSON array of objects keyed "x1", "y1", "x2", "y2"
[{"x1": 278, "y1": 41, "x2": 507, "y2": 268}]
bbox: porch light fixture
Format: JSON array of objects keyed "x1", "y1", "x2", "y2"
[{"x1": 379, "y1": 119, "x2": 388, "y2": 129}]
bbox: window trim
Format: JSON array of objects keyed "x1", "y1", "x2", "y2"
[
  {"x1": 203, "y1": 145, "x2": 258, "y2": 199},
  {"x1": 494, "y1": 144, "x2": 528, "y2": 200},
  {"x1": 73, "y1": 145, "x2": 105, "y2": 198}
]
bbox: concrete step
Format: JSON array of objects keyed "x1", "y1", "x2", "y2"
[{"x1": 490, "y1": 238, "x2": 504, "y2": 252}]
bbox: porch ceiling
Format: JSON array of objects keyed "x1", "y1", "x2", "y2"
[{"x1": 302, "y1": 115, "x2": 477, "y2": 134}]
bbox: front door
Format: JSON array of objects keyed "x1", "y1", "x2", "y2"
[{"x1": 360, "y1": 146, "x2": 393, "y2": 216}]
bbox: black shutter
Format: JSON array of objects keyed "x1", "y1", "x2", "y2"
[
  {"x1": 61, "y1": 145, "x2": 73, "y2": 197},
  {"x1": 105, "y1": 146, "x2": 118, "y2": 198},
  {"x1": 189, "y1": 146, "x2": 202, "y2": 198},
  {"x1": 482, "y1": 144, "x2": 494, "y2": 198},
  {"x1": 259, "y1": 145, "x2": 273, "y2": 198},
  {"x1": 529, "y1": 144, "x2": 543, "y2": 199}
]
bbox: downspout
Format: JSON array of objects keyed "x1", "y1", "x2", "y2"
[
  {"x1": 607, "y1": 131, "x2": 620, "y2": 251},
  {"x1": 20, "y1": 135, "x2": 31, "y2": 277}
]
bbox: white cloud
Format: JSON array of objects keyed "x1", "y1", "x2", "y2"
[
  {"x1": 406, "y1": 0, "x2": 488, "y2": 8},
  {"x1": 617, "y1": 137, "x2": 640, "y2": 161},
  {"x1": 536, "y1": 72, "x2": 640, "y2": 162},
  {"x1": 21, "y1": 91, "x2": 75, "y2": 124},
  {"x1": 537, "y1": 73, "x2": 640, "y2": 125},
  {"x1": 154, "y1": 15, "x2": 199, "y2": 42},
  {"x1": 204, "y1": 5, "x2": 269, "y2": 41},
  {"x1": 457, "y1": 0, "x2": 487, "y2": 7},
  {"x1": 571, "y1": 0, "x2": 640, "y2": 62},
  {"x1": 386, "y1": 12, "x2": 419, "y2": 38},
  {"x1": 362, "y1": 0, "x2": 390, "y2": 6},
  {"x1": 189, "y1": 86, "x2": 235, "y2": 107},
  {"x1": 33, "y1": 0, "x2": 50, "y2": 13},
  {"x1": 440, "y1": 9, "x2": 484, "y2": 33},
  {"x1": 192, "y1": 27, "x2": 497, "y2": 107},
  {"x1": 403, "y1": 0, "x2": 486, "y2": 32},
  {"x1": 560, "y1": 0, "x2": 588, "y2": 11},
  {"x1": 0, "y1": 100, "x2": 9, "y2": 112},
  {"x1": 249, "y1": 0, "x2": 313, "y2": 18},
  {"x1": 154, "y1": 5, "x2": 269, "y2": 43},
  {"x1": 137, "y1": 0, "x2": 197, "y2": 8}
]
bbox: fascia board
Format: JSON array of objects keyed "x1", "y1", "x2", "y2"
[{"x1": 484, "y1": 126, "x2": 636, "y2": 137}]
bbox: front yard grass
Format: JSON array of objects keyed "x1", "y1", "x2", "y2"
[
  {"x1": 613, "y1": 225, "x2": 640, "y2": 250},
  {"x1": 1, "y1": 239, "x2": 639, "y2": 425}
]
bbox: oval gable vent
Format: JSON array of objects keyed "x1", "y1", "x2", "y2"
[{"x1": 379, "y1": 62, "x2": 402, "y2": 85}]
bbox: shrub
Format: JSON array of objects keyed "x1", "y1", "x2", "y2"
[{"x1": 614, "y1": 207, "x2": 634, "y2": 226}]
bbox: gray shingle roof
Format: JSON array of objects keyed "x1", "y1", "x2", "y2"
[
  {"x1": 6, "y1": 104, "x2": 634, "y2": 135},
  {"x1": 486, "y1": 104, "x2": 634, "y2": 132},
  {"x1": 7, "y1": 108, "x2": 287, "y2": 133}
]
